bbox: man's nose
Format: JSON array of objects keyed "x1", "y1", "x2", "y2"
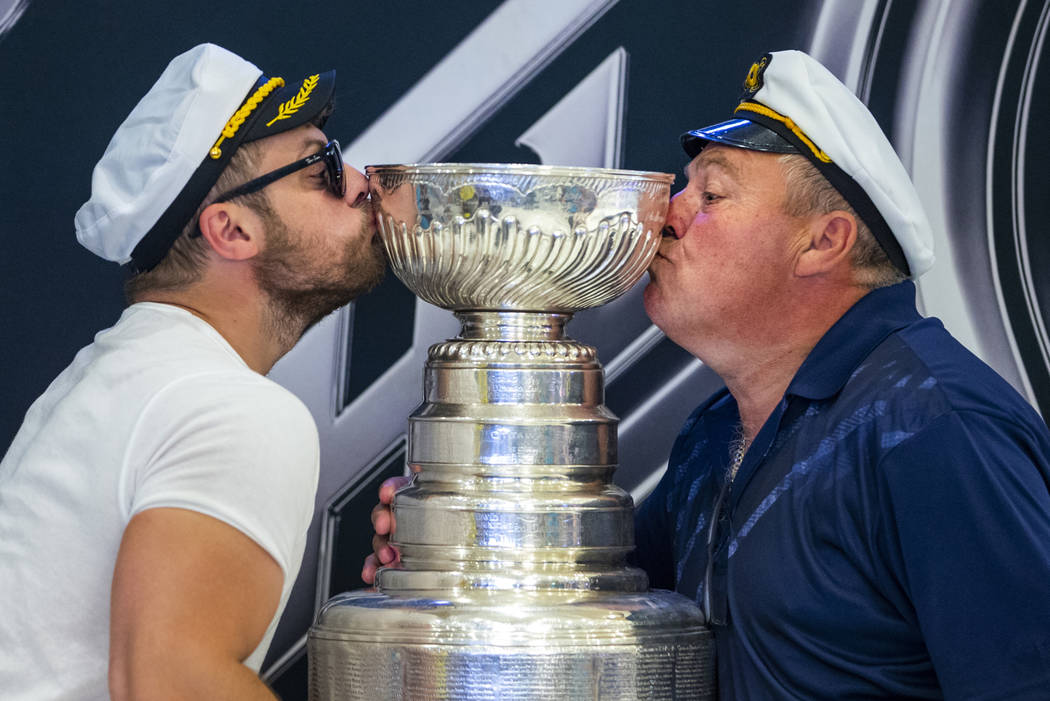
[
  {"x1": 344, "y1": 167, "x2": 369, "y2": 207},
  {"x1": 662, "y1": 191, "x2": 685, "y2": 239}
]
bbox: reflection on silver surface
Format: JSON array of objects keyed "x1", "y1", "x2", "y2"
[
  {"x1": 308, "y1": 164, "x2": 713, "y2": 699},
  {"x1": 367, "y1": 163, "x2": 670, "y2": 311}
]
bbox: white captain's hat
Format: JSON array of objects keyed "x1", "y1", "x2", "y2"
[{"x1": 75, "y1": 43, "x2": 336, "y2": 272}]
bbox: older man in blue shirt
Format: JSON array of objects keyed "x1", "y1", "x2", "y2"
[{"x1": 637, "y1": 50, "x2": 1050, "y2": 699}]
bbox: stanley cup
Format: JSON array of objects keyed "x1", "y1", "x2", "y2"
[{"x1": 308, "y1": 163, "x2": 715, "y2": 699}]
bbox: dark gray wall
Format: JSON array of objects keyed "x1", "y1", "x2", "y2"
[{"x1": 3, "y1": 1, "x2": 1048, "y2": 698}]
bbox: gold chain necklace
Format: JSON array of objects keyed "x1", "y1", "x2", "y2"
[{"x1": 727, "y1": 434, "x2": 748, "y2": 482}]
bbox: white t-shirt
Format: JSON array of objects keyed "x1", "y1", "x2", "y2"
[{"x1": 0, "y1": 303, "x2": 320, "y2": 700}]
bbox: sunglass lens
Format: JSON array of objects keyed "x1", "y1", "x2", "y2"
[
  {"x1": 707, "y1": 545, "x2": 729, "y2": 625},
  {"x1": 703, "y1": 482, "x2": 733, "y2": 626},
  {"x1": 327, "y1": 141, "x2": 345, "y2": 198}
]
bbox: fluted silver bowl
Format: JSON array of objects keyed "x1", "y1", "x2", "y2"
[{"x1": 366, "y1": 163, "x2": 674, "y2": 312}]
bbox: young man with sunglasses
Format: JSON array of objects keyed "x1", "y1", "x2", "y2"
[
  {"x1": 364, "y1": 50, "x2": 1050, "y2": 699},
  {"x1": 0, "y1": 43, "x2": 384, "y2": 700}
]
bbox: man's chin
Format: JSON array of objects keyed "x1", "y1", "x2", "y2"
[
  {"x1": 642, "y1": 278, "x2": 661, "y2": 313},
  {"x1": 372, "y1": 231, "x2": 387, "y2": 255},
  {"x1": 360, "y1": 262, "x2": 387, "y2": 297},
  {"x1": 338, "y1": 254, "x2": 387, "y2": 304}
]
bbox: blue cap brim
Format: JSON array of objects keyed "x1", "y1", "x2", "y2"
[{"x1": 681, "y1": 118, "x2": 800, "y2": 158}]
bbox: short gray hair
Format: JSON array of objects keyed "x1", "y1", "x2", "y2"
[{"x1": 778, "y1": 154, "x2": 905, "y2": 289}]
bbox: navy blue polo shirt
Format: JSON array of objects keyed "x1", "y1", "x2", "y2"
[{"x1": 634, "y1": 281, "x2": 1050, "y2": 699}]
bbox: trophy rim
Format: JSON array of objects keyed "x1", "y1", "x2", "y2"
[{"x1": 365, "y1": 162, "x2": 675, "y2": 184}]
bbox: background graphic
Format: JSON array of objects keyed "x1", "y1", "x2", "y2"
[{"x1": 2, "y1": 0, "x2": 1047, "y2": 696}]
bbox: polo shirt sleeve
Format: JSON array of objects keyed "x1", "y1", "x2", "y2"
[
  {"x1": 877, "y1": 409, "x2": 1050, "y2": 700},
  {"x1": 122, "y1": 372, "x2": 320, "y2": 579}
]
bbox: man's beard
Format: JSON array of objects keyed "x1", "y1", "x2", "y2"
[{"x1": 253, "y1": 208, "x2": 387, "y2": 346}]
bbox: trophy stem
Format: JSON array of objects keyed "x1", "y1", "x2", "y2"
[
  {"x1": 454, "y1": 310, "x2": 573, "y2": 342},
  {"x1": 378, "y1": 307, "x2": 645, "y2": 596}
]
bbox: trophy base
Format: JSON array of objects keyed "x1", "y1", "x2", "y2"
[{"x1": 308, "y1": 589, "x2": 714, "y2": 700}]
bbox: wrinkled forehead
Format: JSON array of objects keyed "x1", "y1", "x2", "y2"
[{"x1": 684, "y1": 144, "x2": 759, "y2": 184}]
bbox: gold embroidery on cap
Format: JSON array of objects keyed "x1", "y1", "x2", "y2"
[
  {"x1": 743, "y1": 57, "x2": 769, "y2": 94},
  {"x1": 265, "y1": 74, "x2": 319, "y2": 128},
  {"x1": 734, "y1": 101, "x2": 832, "y2": 163},
  {"x1": 209, "y1": 77, "x2": 286, "y2": 159}
]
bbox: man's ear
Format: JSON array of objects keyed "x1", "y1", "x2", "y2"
[
  {"x1": 795, "y1": 210, "x2": 857, "y2": 278},
  {"x1": 197, "y1": 202, "x2": 262, "y2": 262}
]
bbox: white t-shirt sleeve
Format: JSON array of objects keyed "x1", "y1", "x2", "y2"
[{"x1": 122, "y1": 371, "x2": 320, "y2": 579}]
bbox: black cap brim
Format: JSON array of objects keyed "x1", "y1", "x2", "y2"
[
  {"x1": 242, "y1": 70, "x2": 336, "y2": 143},
  {"x1": 681, "y1": 118, "x2": 799, "y2": 158}
]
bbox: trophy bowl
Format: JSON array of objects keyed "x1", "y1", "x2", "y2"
[{"x1": 366, "y1": 163, "x2": 674, "y2": 312}]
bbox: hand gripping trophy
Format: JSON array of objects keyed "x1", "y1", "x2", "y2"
[{"x1": 308, "y1": 163, "x2": 714, "y2": 700}]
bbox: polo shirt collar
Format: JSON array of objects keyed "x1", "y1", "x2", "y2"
[{"x1": 786, "y1": 281, "x2": 922, "y2": 400}]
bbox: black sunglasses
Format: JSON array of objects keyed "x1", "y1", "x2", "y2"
[
  {"x1": 703, "y1": 478, "x2": 733, "y2": 626},
  {"x1": 213, "y1": 139, "x2": 345, "y2": 204}
]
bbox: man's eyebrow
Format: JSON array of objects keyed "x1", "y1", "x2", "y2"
[
  {"x1": 694, "y1": 151, "x2": 741, "y2": 180},
  {"x1": 296, "y1": 138, "x2": 327, "y2": 159}
]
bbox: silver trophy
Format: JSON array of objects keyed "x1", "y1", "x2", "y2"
[{"x1": 308, "y1": 164, "x2": 714, "y2": 699}]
